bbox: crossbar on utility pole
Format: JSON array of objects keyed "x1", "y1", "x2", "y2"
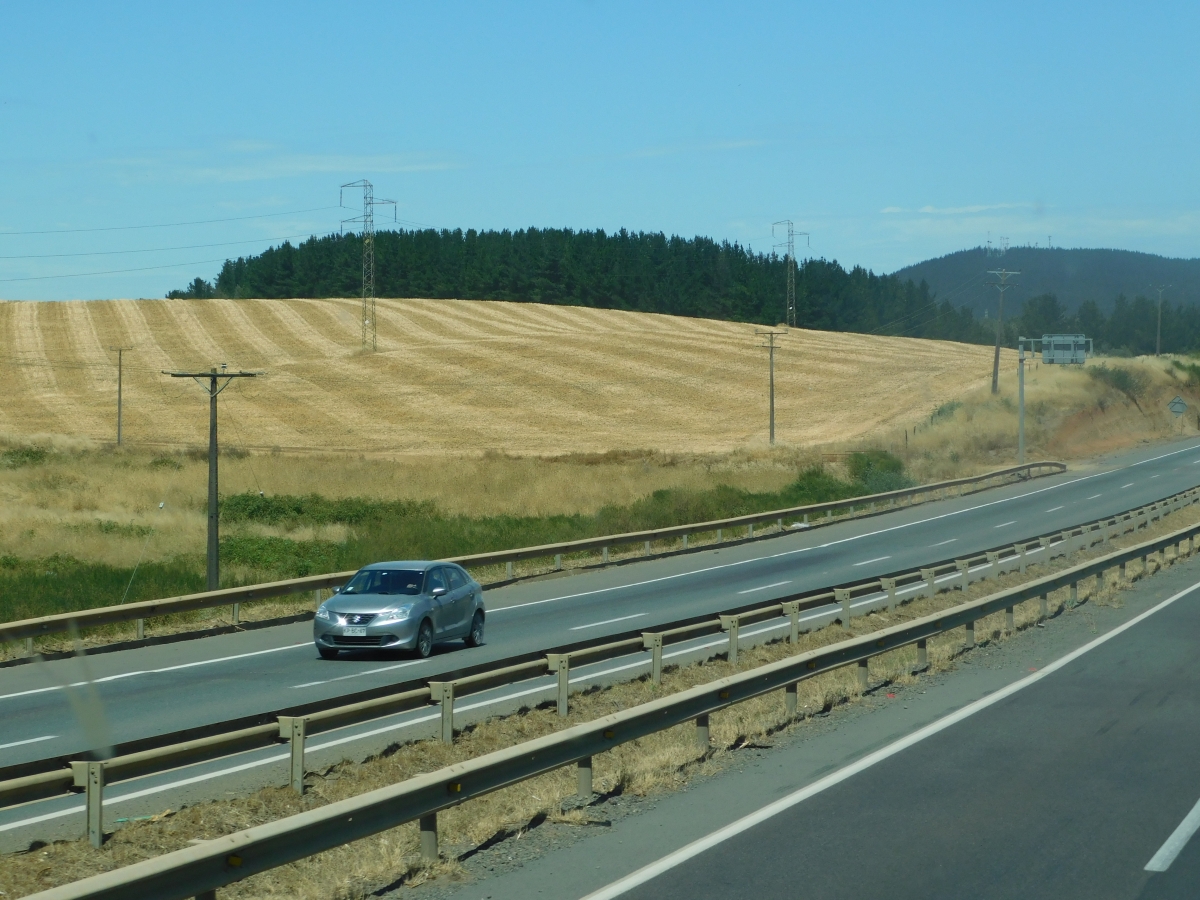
[
  {"x1": 756, "y1": 330, "x2": 786, "y2": 445},
  {"x1": 109, "y1": 346, "x2": 132, "y2": 446},
  {"x1": 985, "y1": 269, "x2": 1021, "y2": 394},
  {"x1": 164, "y1": 365, "x2": 259, "y2": 591}
]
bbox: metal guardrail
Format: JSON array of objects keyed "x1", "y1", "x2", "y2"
[
  {"x1": 0, "y1": 462, "x2": 1064, "y2": 646},
  {"x1": 25, "y1": 493, "x2": 1200, "y2": 900},
  {"x1": 4, "y1": 484, "x2": 1194, "y2": 852}
]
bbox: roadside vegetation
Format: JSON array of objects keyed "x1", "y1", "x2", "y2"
[{"x1": 0, "y1": 448, "x2": 909, "y2": 625}]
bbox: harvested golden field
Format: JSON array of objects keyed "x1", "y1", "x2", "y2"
[{"x1": 0, "y1": 297, "x2": 1003, "y2": 455}]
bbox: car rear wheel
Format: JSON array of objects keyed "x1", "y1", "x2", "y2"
[
  {"x1": 415, "y1": 619, "x2": 434, "y2": 658},
  {"x1": 465, "y1": 611, "x2": 485, "y2": 647},
  {"x1": 318, "y1": 646, "x2": 339, "y2": 660}
]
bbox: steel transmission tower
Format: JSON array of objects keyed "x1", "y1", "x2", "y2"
[
  {"x1": 341, "y1": 180, "x2": 396, "y2": 351},
  {"x1": 773, "y1": 221, "x2": 809, "y2": 327}
]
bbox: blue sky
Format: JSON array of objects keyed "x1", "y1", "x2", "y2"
[{"x1": 1, "y1": 1, "x2": 1197, "y2": 299}]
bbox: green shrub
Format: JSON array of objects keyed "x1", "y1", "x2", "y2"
[
  {"x1": 1, "y1": 446, "x2": 48, "y2": 469},
  {"x1": 1088, "y1": 363, "x2": 1149, "y2": 409}
]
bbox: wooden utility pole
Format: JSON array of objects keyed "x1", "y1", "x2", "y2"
[
  {"x1": 164, "y1": 365, "x2": 259, "y2": 591},
  {"x1": 756, "y1": 330, "x2": 786, "y2": 444},
  {"x1": 109, "y1": 346, "x2": 132, "y2": 445},
  {"x1": 985, "y1": 269, "x2": 1020, "y2": 393}
]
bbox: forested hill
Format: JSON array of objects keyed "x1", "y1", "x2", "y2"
[
  {"x1": 892, "y1": 246, "x2": 1200, "y2": 316},
  {"x1": 168, "y1": 228, "x2": 990, "y2": 344}
]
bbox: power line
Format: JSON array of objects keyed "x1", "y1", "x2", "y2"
[
  {"x1": 0, "y1": 206, "x2": 342, "y2": 237},
  {"x1": 0, "y1": 256, "x2": 230, "y2": 283},
  {"x1": 0, "y1": 232, "x2": 323, "y2": 261}
]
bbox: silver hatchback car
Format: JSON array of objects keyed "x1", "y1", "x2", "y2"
[{"x1": 313, "y1": 561, "x2": 485, "y2": 660}]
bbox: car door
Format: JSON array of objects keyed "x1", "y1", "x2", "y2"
[
  {"x1": 445, "y1": 566, "x2": 473, "y2": 634},
  {"x1": 424, "y1": 566, "x2": 452, "y2": 636}
]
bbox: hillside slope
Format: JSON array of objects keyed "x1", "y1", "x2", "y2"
[
  {"x1": 0, "y1": 298, "x2": 1002, "y2": 455},
  {"x1": 893, "y1": 247, "x2": 1200, "y2": 315}
]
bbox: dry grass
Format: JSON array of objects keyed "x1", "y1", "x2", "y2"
[
  {"x1": 3, "y1": 498, "x2": 1195, "y2": 899},
  {"x1": 0, "y1": 297, "x2": 999, "y2": 455},
  {"x1": 846, "y1": 355, "x2": 1200, "y2": 483}
]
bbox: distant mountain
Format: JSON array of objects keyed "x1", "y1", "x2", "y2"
[{"x1": 892, "y1": 247, "x2": 1200, "y2": 316}]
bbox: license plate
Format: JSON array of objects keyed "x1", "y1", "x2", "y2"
[{"x1": 342, "y1": 626, "x2": 367, "y2": 637}]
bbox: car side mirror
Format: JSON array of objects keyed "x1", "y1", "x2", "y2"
[
  {"x1": 332, "y1": 586, "x2": 341, "y2": 594},
  {"x1": 430, "y1": 586, "x2": 447, "y2": 597}
]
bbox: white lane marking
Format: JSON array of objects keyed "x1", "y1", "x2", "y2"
[
  {"x1": 0, "y1": 643, "x2": 312, "y2": 703},
  {"x1": 853, "y1": 556, "x2": 891, "y2": 567},
  {"x1": 1087, "y1": 494, "x2": 1102, "y2": 500},
  {"x1": 1122, "y1": 483, "x2": 1135, "y2": 488},
  {"x1": 0, "y1": 735, "x2": 56, "y2": 751},
  {"x1": 581, "y1": 576, "x2": 1200, "y2": 900},
  {"x1": 931, "y1": 539, "x2": 957, "y2": 547},
  {"x1": 994, "y1": 521, "x2": 1016, "y2": 528},
  {"x1": 1045, "y1": 506, "x2": 1064, "y2": 513},
  {"x1": 1146, "y1": 794, "x2": 1200, "y2": 872},
  {"x1": 290, "y1": 658, "x2": 427, "y2": 689},
  {"x1": 570, "y1": 613, "x2": 648, "y2": 631},
  {"x1": 1151, "y1": 474, "x2": 1162, "y2": 479},
  {"x1": 736, "y1": 581, "x2": 791, "y2": 595}
]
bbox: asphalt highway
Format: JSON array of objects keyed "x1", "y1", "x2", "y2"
[
  {"x1": 3, "y1": 439, "x2": 1200, "y2": 774},
  {"x1": 593, "y1": 539, "x2": 1200, "y2": 899}
]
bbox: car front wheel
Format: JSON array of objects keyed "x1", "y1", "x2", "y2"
[
  {"x1": 415, "y1": 619, "x2": 434, "y2": 658},
  {"x1": 465, "y1": 611, "x2": 485, "y2": 647}
]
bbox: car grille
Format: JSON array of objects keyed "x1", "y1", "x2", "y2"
[
  {"x1": 341, "y1": 613, "x2": 377, "y2": 625},
  {"x1": 332, "y1": 635, "x2": 395, "y2": 646}
]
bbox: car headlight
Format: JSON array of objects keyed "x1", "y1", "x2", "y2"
[
  {"x1": 376, "y1": 604, "x2": 414, "y2": 624},
  {"x1": 315, "y1": 604, "x2": 332, "y2": 621}
]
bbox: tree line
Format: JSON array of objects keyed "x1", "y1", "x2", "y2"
[{"x1": 168, "y1": 227, "x2": 1197, "y2": 355}]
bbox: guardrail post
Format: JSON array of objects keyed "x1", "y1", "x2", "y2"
[
  {"x1": 136, "y1": 618, "x2": 145, "y2": 640},
  {"x1": 719, "y1": 615, "x2": 740, "y2": 664},
  {"x1": 915, "y1": 638, "x2": 928, "y2": 671},
  {"x1": 25, "y1": 637, "x2": 33, "y2": 656},
  {"x1": 695, "y1": 713, "x2": 710, "y2": 751},
  {"x1": 857, "y1": 659, "x2": 869, "y2": 691},
  {"x1": 1018, "y1": 543, "x2": 1027, "y2": 574},
  {"x1": 834, "y1": 588, "x2": 852, "y2": 629},
  {"x1": 880, "y1": 577, "x2": 898, "y2": 611},
  {"x1": 1119, "y1": 561, "x2": 1127, "y2": 581},
  {"x1": 748, "y1": 523, "x2": 755, "y2": 539},
  {"x1": 682, "y1": 533, "x2": 689, "y2": 550},
  {"x1": 278, "y1": 716, "x2": 306, "y2": 794},
  {"x1": 964, "y1": 620, "x2": 975, "y2": 649},
  {"x1": 71, "y1": 761, "x2": 105, "y2": 848},
  {"x1": 506, "y1": 561, "x2": 513, "y2": 579},
  {"x1": 547, "y1": 654, "x2": 570, "y2": 717},
  {"x1": 1069, "y1": 582, "x2": 1078, "y2": 607},
  {"x1": 803, "y1": 513, "x2": 809, "y2": 526},
  {"x1": 777, "y1": 517, "x2": 783, "y2": 532},
  {"x1": 419, "y1": 812, "x2": 438, "y2": 861},
  {"x1": 716, "y1": 528, "x2": 723, "y2": 543},
  {"x1": 643, "y1": 541, "x2": 651, "y2": 557},
  {"x1": 785, "y1": 682, "x2": 798, "y2": 717},
  {"x1": 232, "y1": 603, "x2": 240, "y2": 626},
  {"x1": 643, "y1": 633, "x2": 664, "y2": 683},
  {"x1": 429, "y1": 682, "x2": 454, "y2": 743},
  {"x1": 1040, "y1": 593, "x2": 1048, "y2": 619},
  {"x1": 985, "y1": 550, "x2": 1001, "y2": 577},
  {"x1": 602, "y1": 546, "x2": 609, "y2": 564},
  {"x1": 782, "y1": 601, "x2": 800, "y2": 643},
  {"x1": 577, "y1": 756, "x2": 593, "y2": 800},
  {"x1": 555, "y1": 553, "x2": 563, "y2": 570},
  {"x1": 1141, "y1": 553, "x2": 1148, "y2": 577},
  {"x1": 920, "y1": 567, "x2": 936, "y2": 598},
  {"x1": 1005, "y1": 606, "x2": 1014, "y2": 634},
  {"x1": 955, "y1": 560, "x2": 970, "y2": 590}
]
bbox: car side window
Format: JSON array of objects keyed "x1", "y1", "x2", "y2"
[
  {"x1": 447, "y1": 567, "x2": 467, "y2": 590},
  {"x1": 425, "y1": 568, "x2": 448, "y2": 594}
]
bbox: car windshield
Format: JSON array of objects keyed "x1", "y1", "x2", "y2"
[{"x1": 341, "y1": 569, "x2": 425, "y2": 596}]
